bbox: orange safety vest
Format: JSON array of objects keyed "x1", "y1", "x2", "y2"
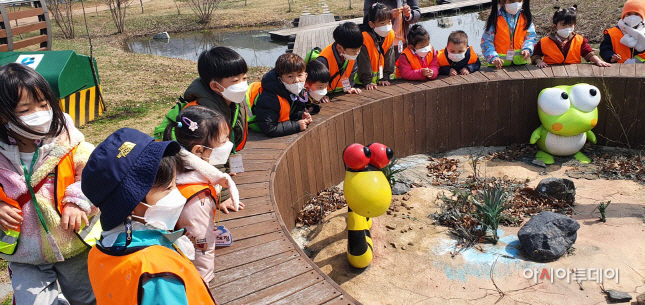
[
  {"x1": 0, "y1": 147, "x2": 100, "y2": 255},
  {"x1": 604, "y1": 27, "x2": 645, "y2": 63},
  {"x1": 177, "y1": 184, "x2": 217, "y2": 204},
  {"x1": 356, "y1": 30, "x2": 395, "y2": 84},
  {"x1": 395, "y1": 47, "x2": 434, "y2": 78},
  {"x1": 319, "y1": 43, "x2": 355, "y2": 92},
  {"x1": 494, "y1": 14, "x2": 528, "y2": 54},
  {"x1": 437, "y1": 46, "x2": 479, "y2": 66},
  {"x1": 247, "y1": 82, "x2": 292, "y2": 123},
  {"x1": 540, "y1": 35, "x2": 583, "y2": 65},
  {"x1": 88, "y1": 244, "x2": 216, "y2": 305}
]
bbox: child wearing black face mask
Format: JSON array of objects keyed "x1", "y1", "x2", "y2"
[{"x1": 0, "y1": 63, "x2": 100, "y2": 305}]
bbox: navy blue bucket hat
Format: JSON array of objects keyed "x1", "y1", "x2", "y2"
[{"x1": 81, "y1": 128, "x2": 181, "y2": 231}]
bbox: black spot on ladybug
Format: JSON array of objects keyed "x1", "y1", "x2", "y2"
[{"x1": 386, "y1": 147, "x2": 393, "y2": 160}]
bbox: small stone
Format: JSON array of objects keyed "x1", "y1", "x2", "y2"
[
  {"x1": 401, "y1": 246, "x2": 406, "y2": 250},
  {"x1": 153, "y1": 32, "x2": 170, "y2": 39},
  {"x1": 408, "y1": 242, "x2": 414, "y2": 246},
  {"x1": 400, "y1": 202, "x2": 407, "y2": 207},
  {"x1": 409, "y1": 206, "x2": 414, "y2": 209},
  {"x1": 385, "y1": 224, "x2": 396, "y2": 230},
  {"x1": 406, "y1": 206, "x2": 411, "y2": 210},
  {"x1": 403, "y1": 195, "x2": 411, "y2": 201},
  {"x1": 606, "y1": 290, "x2": 632, "y2": 303},
  {"x1": 386, "y1": 210, "x2": 392, "y2": 215},
  {"x1": 394, "y1": 208, "x2": 400, "y2": 212},
  {"x1": 518, "y1": 211, "x2": 580, "y2": 261},
  {"x1": 392, "y1": 182, "x2": 410, "y2": 195},
  {"x1": 408, "y1": 226, "x2": 413, "y2": 230},
  {"x1": 536, "y1": 178, "x2": 576, "y2": 204},
  {"x1": 419, "y1": 226, "x2": 424, "y2": 230},
  {"x1": 635, "y1": 292, "x2": 645, "y2": 304},
  {"x1": 390, "y1": 242, "x2": 397, "y2": 248}
]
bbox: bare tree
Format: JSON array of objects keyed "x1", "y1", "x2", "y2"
[
  {"x1": 103, "y1": 0, "x2": 133, "y2": 33},
  {"x1": 46, "y1": 0, "x2": 75, "y2": 39},
  {"x1": 186, "y1": 0, "x2": 222, "y2": 24}
]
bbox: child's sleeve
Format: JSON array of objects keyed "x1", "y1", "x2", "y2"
[
  {"x1": 63, "y1": 141, "x2": 98, "y2": 215},
  {"x1": 428, "y1": 50, "x2": 439, "y2": 80},
  {"x1": 467, "y1": 57, "x2": 481, "y2": 73},
  {"x1": 481, "y1": 25, "x2": 499, "y2": 64},
  {"x1": 439, "y1": 65, "x2": 453, "y2": 76},
  {"x1": 521, "y1": 23, "x2": 538, "y2": 55},
  {"x1": 140, "y1": 276, "x2": 189, "y2": 305},
  {"x1": 383, "y1": 45, "x2": 396, "y2": 81},
  {"x1": 580, "y1": 37, "x2": 597, "y2": 62},
  {"x1": 255, "y1": 93, "x2": 302, "y2": 137},
  {"x1": 599, "y1": 33, "x2": 615, "y2": 62},
  {"x1": 398, "y1": 54, "x2": 426, "y2": 81},
  {"x1": 176, "y1": 193, "x2": 212, "y2": 246},
  {"x1": 356, "y1": 45, "x2": 374, "y2": 85},
  {"x1": 531, "y1": 40, "x2": 544, "y2": 63}
]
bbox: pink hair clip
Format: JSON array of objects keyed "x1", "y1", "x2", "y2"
[{"x1": 182, "y1": 117, "x2": 199, "y2": 132}]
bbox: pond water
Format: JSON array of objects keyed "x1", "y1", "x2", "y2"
[
  {"x1": 125, "y1": 29, "x2": 288, "y2": 67},
  {"x1": 125, "y1": 11, "x2": 486, "y2": 66},
  {"x1": 417, "y1": 11, "x2": 486, "y2": 54}
]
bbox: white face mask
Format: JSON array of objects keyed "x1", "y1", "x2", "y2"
[
  {"x1": 203, "y1": 141, "x2": 234, "y2": 165},
  {"x1": 415, "y1": 45, "x2": 433, "y2": 57},
  {"x1": 505, "y1": 2, "x2": 522, "y2": 15},
  {"x1": 283, "y1": 80, "x2": 305, "y2": 95},
  {"x1": 374, "y1": 24, "x2": 393, "y2": 37},
  {"x1": 217, "y1": 81, "x2": 248, "y2": 104},
  {"x1": 343, "y1": 53, "x2": 359, "y2": 60},
  {"x1": 309, "y1": 88, "x2": 328, "y2": 101},
  {"x1": 132, "y1": 189, "x2": 186, "y2": 231},
  {"x1": 448, "y1": 52, "x2": 466, "y2": 62},
  {"x1": 557, "y1": 27, "x2": 574, "y2": 39},
  {"x1": 624, "y1": 15, "x2": 643, "y2": 28},
  {"x1": 8, "y1": 109, "x2": 53, "y2": 140}
]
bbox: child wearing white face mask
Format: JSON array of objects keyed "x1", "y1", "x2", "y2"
[
  {"x1": 481, "y1": 0, "x2": 537, "y2": 69},
  {"x1": 533, "y1": 6, "x2": 610, "y2": 68},
  {"x1": 82, "y1": 128, "x2": 217, "y2": 305},
  {"x1": 438, "y1": 31, "x2": 481, "y2": 76},
  {"x1": 600, "y1": 0, "x2": 645, "y2": 63},
  {"x1": 395, "y1": 24, "x2": 439, "y2": 80},
  {"x1": 162, "y1": 106, "x2": 244, "y2": 283},
  {"x1": 0, "y1": 63, "x2": 100, "y2": 305},
  {"x1": 255, "y1": 53, "x2": 313, "y2": 137},
  {"x1": 316, "y1": 22, "x2": 364, "y2": 94},
  {"x1": 305, "y1": 60, "x2": 331, "y2": 107},
  {"x1": 356, "y1": 3, "x2": 396, "y2": 90}
]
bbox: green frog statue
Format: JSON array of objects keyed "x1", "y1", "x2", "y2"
[{"x1": 530, "y1": 84, "x2": 601, "y2": 165}]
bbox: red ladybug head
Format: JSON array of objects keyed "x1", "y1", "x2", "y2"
[
  {"x1": 367, "y1": 143, "x2": 393, "y2": 169},
  {"x1": 343, "y1": 143, "x2": 371, "y2": 171}
]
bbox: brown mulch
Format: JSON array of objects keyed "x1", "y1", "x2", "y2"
[
  {"x1": 566, "y1": 150, "x2": 645, "y2": 183},
  {"x1": 427, "y1": 157, "x2": 461, "y2": 185},
  {"x1": 295, "y1": 186, "x2": 346, "y2": 227},
  {"x1": 490, "y1": 144, "x2": 538, "y2": 162}
]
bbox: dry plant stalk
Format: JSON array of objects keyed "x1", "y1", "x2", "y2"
[
  {"x1": 46, "y1": 0, "x2": 75, "y2": 39},
  {"x1": 186, "y1": 0, "x2": 222, "y2": 24},
  {"x1": 103, "y1": 0, "x2": 133, "y2": 33}
]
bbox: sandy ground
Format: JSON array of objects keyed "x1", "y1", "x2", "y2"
[{"x1": 293, "y1": 150, "x2": 645, "y2": 305}]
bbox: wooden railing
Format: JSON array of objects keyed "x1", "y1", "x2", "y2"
[{"x1": 0, "y1": 0, "x2": 51, "y2": 52}]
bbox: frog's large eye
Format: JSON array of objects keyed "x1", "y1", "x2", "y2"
[
  {"x1": 538, "y1": 87, "x2": 570, "y2": 116},
  {"x1": 570, "y1": 84, "x2": 601, "y2": 112}
]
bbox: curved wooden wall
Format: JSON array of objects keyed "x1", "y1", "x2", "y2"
[{"x1": 213, "y1": 64, "x2": 645, "y2": 305}]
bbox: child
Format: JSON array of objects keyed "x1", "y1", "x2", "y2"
[
  {"x1": 305, "y1": 60, "x2": 331, "y2": 107},
  {"x1": 533, "y1": 6, "x2": 611, "y2": 68},
  {"x1": 82, "y1": 128, "x2": 216, "y2": 305},
  {"x1": 163, "y1": 106, "x2": 245, "y2": 283},
  {"x1": 395, "y1": 24, "x2": 439, "y2": 80},
  {"x1": 481, "y1": 0, "x2": 537, "y2": 68},
  {"x1": 255, "y1": 53, "x2": 312, "y2": 137},
  {"x1": 0, "y1": 63, "x2": 99, "y2": 305},
  {"x1": 316, "y1": 22, "x2": 363, "y2": 94},
  {"x1": 438, "y1": 31, "x2": 481, "y2": 76},
  {"x1": 599, "y1": 0, "x2": 645, "y2": 63},
  {"x1": 356, "y1": 3, "x2": 396, "y2": 90},
  {"x1": 183, "y1": 46, "x2": 249, "y2": 153}
]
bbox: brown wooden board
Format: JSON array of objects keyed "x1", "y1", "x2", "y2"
[
  {"x1": 576, "y1": 64, "x2": 594, "y2": 77},
  {"x1": 321, "y1": 296, "x2": 355, "y2": 305},
  {"x1": 214, "y1": 231, "x2": 284, "y2": 256},
  {"x1": 326, "y1": 115, "x2": 342, "y2": 185},
  {"x1": 333, "y1": 111, "x2": 348, "y2": 183},
  {"x1": 598, "y1": 78, "x2": 626, "y2": 146},
  {"x1": 221, "y1": 212, "x2": 276, "y2": 229},
  {"x1": 229, "y1": 219, "x2": 281, "y2": 241},
  {"x1": 232, "y1": 271, "x2": 325, "y2": 305},
  {"x1": 352, "y1": 107, "x2": 365, "y2": 146},
  {"x1": 391, "y1": 88, "x2": 406, "y2": 153},
  {"x1": 318, "y1": 120, "x2": 333, "y2": 190},
  {"x1": 233, "y1": 171, "x2": 271, "y2": 185},
  {"x1": 403, "y1": 89, "x2": 416, "y2": 155},
  {"x1": 217, "y1": 198, "x2": 273, "y2": 221},
  {"x1": 215, "y1": 257, "x2": 312, "y2": 304},
  {"x1": 372, "y1": 97, "x2": 386, "y2": 145},
  {"x1": 412, "y1": 88, "x2": 426, "y2": 154},
  {"x1": 564, "y1": 64, "x2": 580, "y2": 77},
  {"x1": 212, "y1": 250, "x2": 300, "y2": 288},
  {"x1": 302, "y1": 132, "x2": 318, "y2": 200},
  {"x1": 214, "y1": 238, "x2": 294, "y2": 272},
  {"x1": 288, "y1": 143, "x2": 306, "y2": 220},
  {"x1": 381, "y1": 94, "x2": 396, "y2": 152},
  {"x1": 308, "y1": 127, "x2": 325, "y2": 194},
  {"x1": 619, "y1": 78, "x2": 641, "y2": 147},
  {"x1": 619, "y1": 63, "x2": 636, "y2": 78},
  {"x1": 603, "y1": 63, "x2": 621, "y2": 77},
  {"x1": 362, "y1": 101, "x2": 375, "y2": 145},
  {"x1": 636, "y1": 79, "x2": 645, "y2": 147},
  {"x1": 272, "y1": 280, "x2": 341, "y2": 305},
  {"x1": 4, "y1": 7, "x2": 44, "y2": 21}
]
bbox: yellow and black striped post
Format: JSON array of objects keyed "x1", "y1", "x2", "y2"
[{"x1": 59, "y1": 85, "x2": 105, "y2": 127}]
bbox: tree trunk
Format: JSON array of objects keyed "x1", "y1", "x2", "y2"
[{"x1": 140, "y1": 0, "x2": 144, "y2": 13}]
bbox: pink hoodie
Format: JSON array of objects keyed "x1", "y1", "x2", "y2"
[{"x1": 397, "y1": 48, "x2": 440, "y2": 81}]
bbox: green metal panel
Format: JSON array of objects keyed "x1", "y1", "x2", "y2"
[{"x1": 0, "y1": 50, "x2": 100, "y2": 99}]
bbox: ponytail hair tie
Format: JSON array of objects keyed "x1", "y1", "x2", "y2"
[
  {"x1": 177, "y1": 121, "x2": 183, "y2": 128},
  {"x1": 182, "y1": 117, "x2": 199, "y2": 131}
]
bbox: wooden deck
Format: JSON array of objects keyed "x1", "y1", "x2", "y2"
[
  {"x1": 213, "y1": 63, "x2": 645, "y2": 305},
  {"x1": 271, "y1": 0, "x2": 490, "y2": 42},
  {"x1": 298, "y1": 13, "x2": 336, "y2": 28}
]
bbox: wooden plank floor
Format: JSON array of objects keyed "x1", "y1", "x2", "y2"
[
  {"x1": 298, "y1": 14, "x2": 336, "y2": 28},
  {"x1": 212, "y1": 63, "x2": 645, "y2": 305},
  {"x1": 270, "y1": 0, "x2": 490, "y2": 39}
]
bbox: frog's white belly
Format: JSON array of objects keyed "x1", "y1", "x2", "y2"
[{"x1": 544, "y1": 132, "x2": 586, "y2": 156}]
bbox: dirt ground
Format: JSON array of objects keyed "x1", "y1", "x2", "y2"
[{"x1": 293, "y1": 149, "x2": 645, "y2": 305}]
